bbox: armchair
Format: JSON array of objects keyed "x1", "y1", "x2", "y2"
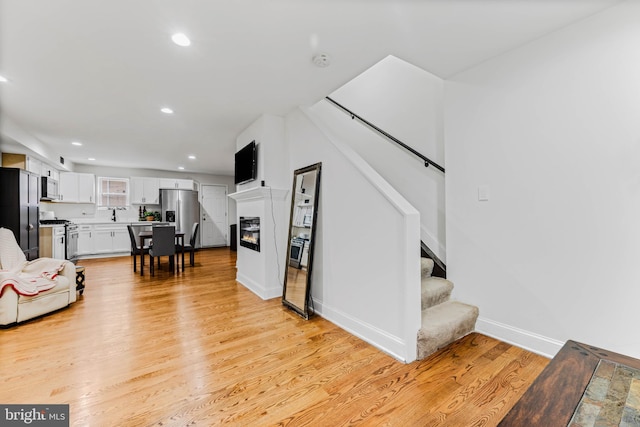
[{"x1": 0, "y1": 227, "x2": 77, "y2": 326}]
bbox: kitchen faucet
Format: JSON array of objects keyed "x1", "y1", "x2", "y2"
[{"x1": 112, "y1": 208, "x2": 117, "y2": 222}]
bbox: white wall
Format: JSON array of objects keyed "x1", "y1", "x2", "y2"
[
  {"x1": 235, "y1": 114, "x2": 288, "y2": 192},
  {"x1": 322, "y1": 56, "x2": 446, "y2": 261},
  {"x1": 445, "y1": 1, "x2": 640, "y2": 358},
  {"x1": 287, "y1": 106, "x2": 421, "y2": 362}
]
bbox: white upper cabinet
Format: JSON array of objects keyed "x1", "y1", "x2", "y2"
[
  {"x1": 78, "y1": 174, "x2": 95, "y2": 203},
  {"x1": 59, "y1": 172, "x2": 95, "y2": 203},
  {"x1": 159, "y1": 178, "x2": 193, "y2": 190},
  {"x1": 41, "y1": 164, "x2": 60, "y2": 181},
  {"x1": 26, "y1": 157, "x2": 41, "y2": 176},
  {"x1": 130, "y1": 177, "x2": 160, "y2": 204}
]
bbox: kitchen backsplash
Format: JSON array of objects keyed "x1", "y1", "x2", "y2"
[{"x1": 40, "y1": 201, "x2": 161, "y2": 222}]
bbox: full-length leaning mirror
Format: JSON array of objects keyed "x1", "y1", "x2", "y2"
[{"x1": 282, "y1": 162, "x2": 321, "y2": 319}]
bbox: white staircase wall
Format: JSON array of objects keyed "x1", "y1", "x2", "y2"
[
  {"x1": 445, "y1": 1, "x2": 640, "y2": 359},
  {"x1": 316, "y1": 56, "x2": 446, "y2": 262},
  {"x1": 286, "y1": 106, "x2": 421, "y2": 363}
]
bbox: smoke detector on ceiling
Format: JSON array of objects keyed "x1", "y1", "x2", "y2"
[{"x1": 312, "y1": 53, "x2": 331, "y2": 68}]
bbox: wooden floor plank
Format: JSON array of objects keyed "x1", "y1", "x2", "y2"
[{"x1": 0, "y1": 248, "x2": 549, "y2": 425}]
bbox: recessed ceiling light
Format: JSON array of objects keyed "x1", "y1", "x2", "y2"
[
  {"x1": 0, "y1": 75, "x2": 8, "y2": 83},
  {"x1": 71, "y1": 141, "x2": 82, "y2": 146},
  {"x1": 161, "y1": 107, "x2": 174, "y2": 114},
  {"x1": 188, "y1": 155, "x2": 196, "y2": 160},
  {"x1": 88, "y1": 157, "x2": 96, "y2": 161},
  {"x1": 178, "y1": 166, "x2": 185, "y2": 170},
  {"x1": 171, "y1": 33, "x2": 191, "y2": 47}
]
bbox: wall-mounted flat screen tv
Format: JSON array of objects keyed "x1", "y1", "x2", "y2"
[{"x1": 235, "y1": 140, "x2": 257, "y2": 184}]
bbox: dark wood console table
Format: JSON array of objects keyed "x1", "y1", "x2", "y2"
[{"x1": 499, "y1": 340, "x2": 640, "y2": 426}]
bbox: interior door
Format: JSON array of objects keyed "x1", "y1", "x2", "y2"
[{"x1": 201, "y1": 185, "x2": 227, "y2": 247}]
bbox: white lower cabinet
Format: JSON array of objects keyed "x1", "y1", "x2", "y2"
[
  {"x1": 52, "y1": 226, "x2": 66, "y2": 259},
  {"x1": 77, "y1": 225, "x2": 94, "y2": 255},
  {"x1": 93, "y1": 225, "x2": 129, "y2": 254},
  {"x1": 77, "y1": 224, "x2": 130, "y2": 257}
]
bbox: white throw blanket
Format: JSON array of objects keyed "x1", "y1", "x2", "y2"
[
  {"x1": 0, "y1": 227, "x2": 68, "y2": 296},
  {"x1": 0, "y1": 259, "x2": 68, "y2": 296}
]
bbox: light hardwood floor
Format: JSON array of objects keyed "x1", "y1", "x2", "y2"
[{"x1": 0, "y1": 248, "x2": 549, "y2": 426}]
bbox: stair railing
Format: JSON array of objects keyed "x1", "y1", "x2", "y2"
[{"x1": 325, "y1": 96, "x2": 445, "y2": 173}]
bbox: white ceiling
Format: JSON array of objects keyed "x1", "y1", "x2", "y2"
[{"x1": 0, "y1": 0, "x2": 622, "y2": 175}]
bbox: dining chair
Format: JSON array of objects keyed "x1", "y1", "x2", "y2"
[
  {"x1": 181, "y1": 222, "x2": 199, "y2": 267},
  {"x1": 149, "y1": 225, "x2": 176, "y2": 276},
  {"x1": 127, "y1": 225, "x2": 149, "y2": 275}
]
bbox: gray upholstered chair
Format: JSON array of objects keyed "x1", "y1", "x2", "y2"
[
  {"x1": 149, "y1": 226, "x2": 176, "y2": 276},
  {"x1": 127, "y1": 225, "x2": 149, "y2": 275},
  {"x1": 182, "y1": 222, "x2": 199, "y2": 267}
]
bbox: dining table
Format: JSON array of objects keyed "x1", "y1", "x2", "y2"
[{"x1": 138, "y1": 229, "x2": 186, "y2": 273}]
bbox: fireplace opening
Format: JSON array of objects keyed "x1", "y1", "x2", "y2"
[{"x1": 239, "y1": 217, "x2": 260, "y2": 252}]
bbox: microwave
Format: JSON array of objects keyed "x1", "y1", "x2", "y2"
[{"x1": 40, "y1": 176, "x2": 59, "y2": 201}]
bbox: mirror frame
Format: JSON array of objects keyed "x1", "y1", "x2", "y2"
[{"x1": 282, "y1": 162, "x2": 322, "y2": 319}]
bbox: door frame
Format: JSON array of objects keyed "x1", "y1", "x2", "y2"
[{"x1": 200, "y1": 184, "x2": 229, "y2": 247}]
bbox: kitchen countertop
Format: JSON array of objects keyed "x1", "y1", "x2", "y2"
[{"x1": 70, "y1": 219, "x2": 170, "y2": 225}]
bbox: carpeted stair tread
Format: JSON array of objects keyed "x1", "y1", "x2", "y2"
[
  {"x1": 417, "y1": 300, "x2": 479, "y2": 359},
  {"x1": 421, "y1": 276, "x2": 453, "y2": 310},
  {"x1": 421, "y1": 257, "x2": 435, "y2": 278}
]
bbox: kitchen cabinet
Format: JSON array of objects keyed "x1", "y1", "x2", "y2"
[
  {"x1": 130, "y1": 177, "x2": 160, "y2": 204},
  {"x1": 77, "y1": 223, "x2": 129, "y2": 256},
  {"x1": 41, "y1": 164, "x2": 59, "y2": 181},
  {"x1": 77, "y1": 225, "x2": 94, "y2": 255},
  {"x1": 93, "y1": 224, "x2": 129, "y2": 254},
  {"x1": 0, "y1": 168, "x2": 40, "y2": 260},
  {"x1": 40, "y1": 226, "x2": 66, "y2": 259},
  {"x1": 53, "y1": 226, "x2": 65, "y2": 259},
  {"x1": 159, "y1": 178, "x2": 193, "y2": 190},
  {"x1": 50, "y1": 225, "x2": 67, "y2": 259},
  {"x1": 1, "y1": 153, "x2": 40, "y2": 175},
  {"x1": 59, "y1": 172, "x2": 95, "y2": 203},
  {"x1": 2, "y1": 153, "x2": 61, "y2": 181}
]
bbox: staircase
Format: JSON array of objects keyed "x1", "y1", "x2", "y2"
[{"x1": 417, "y1": 257, "x2": 479, "y2": 359}]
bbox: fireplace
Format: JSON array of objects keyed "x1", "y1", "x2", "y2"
[{"x1": 239, "y1": 217, "x2": 260, "y2": 252}]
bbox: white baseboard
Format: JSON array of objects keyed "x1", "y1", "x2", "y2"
[
  {"x1": 476, "y1": 317, "x2": 564, "y2": 359},
  {"x1": 313, "y1": 299, "x2": 413, "y2": 363},
  {"x1": 236, "y1": 272, "x2": 281, "y2": 300}
]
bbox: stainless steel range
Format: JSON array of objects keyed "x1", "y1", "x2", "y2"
[
  {"x1": 65, "y1": 222, "x2": 78, "y2": 263},
  {"x1": 289, "y1": 237, "x2": 306, "y2": 269}
]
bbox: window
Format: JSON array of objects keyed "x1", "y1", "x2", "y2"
[{"x1": 98, "y1": 177, "x2": 129, "y2": 208}]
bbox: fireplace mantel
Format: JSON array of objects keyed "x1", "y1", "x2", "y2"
[
  {"x1": 229, "y1": 186, "x2": 288, "y2": 202},
  {"x1": 229, "y1": 186, "x2": 289, "y2": 300}
]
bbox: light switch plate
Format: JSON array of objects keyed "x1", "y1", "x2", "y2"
[{"x1": 478, "y1": 185, "x2": 490, "y2": 201}]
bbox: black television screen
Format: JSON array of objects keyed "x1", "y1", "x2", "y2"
[{"x1": 234, "y1": 140, "x2": 257, "y2": 184}]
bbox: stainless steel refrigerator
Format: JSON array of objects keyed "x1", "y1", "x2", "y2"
[{"x1": 159, "y1": 189, "x2": 200, "y2": 245}]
